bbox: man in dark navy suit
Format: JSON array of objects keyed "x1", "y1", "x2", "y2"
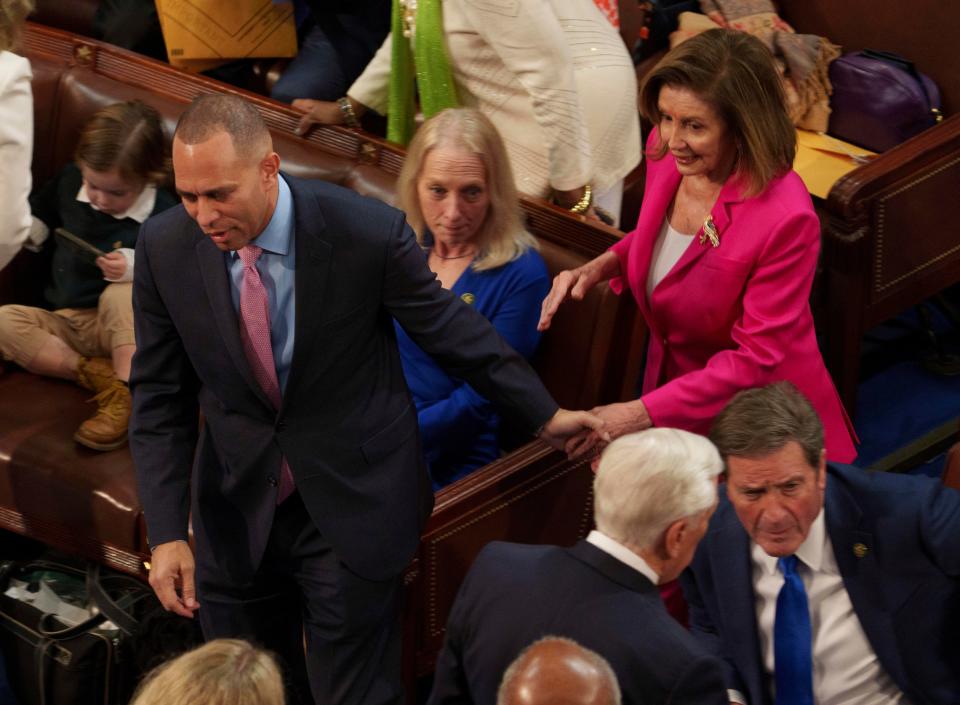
[
  {"x1": 428, "y1": 428, "x2": 729, "y2": 705},
  {"x1": 682, "y1": 382, "x2": 960, "y2": 705},
  {"x1": 129, "y1": 94, "x2": 603, "y2": 705}
]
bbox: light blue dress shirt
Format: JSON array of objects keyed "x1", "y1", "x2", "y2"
[{"x1": 228, "y1": 175, "x2": 296, "y2": 393}]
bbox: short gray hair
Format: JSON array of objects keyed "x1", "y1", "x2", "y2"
[
  {"x1": 175, "y1": 94, "x2": 272, "y2": 160},
  {"x1": 497, "y1": 636, "x2": 620, "y2": 705},
  {"x1": 594, "y1": 429, "x2": 722, "y2": 550}
]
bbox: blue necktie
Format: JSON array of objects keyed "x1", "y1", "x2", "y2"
[{"x1": 774, "y1": 555, "x2": 814, "y2": 705}]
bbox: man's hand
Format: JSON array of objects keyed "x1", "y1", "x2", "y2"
[
  {"x1": 538, "y1": 409, "x2": 610, "y2": 459},
  {"x1": 148, "y1": 540, "x2": 199, "y2": 618}
]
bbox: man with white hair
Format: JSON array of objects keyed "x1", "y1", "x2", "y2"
[
  {"x1": 497, "y1": 636, "x2": 621, "y2": 705},
  {"x1": 428, "y1": 428, "x2": 729, "y2": 705}
]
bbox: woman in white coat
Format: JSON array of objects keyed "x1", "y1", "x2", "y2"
[
  {"x1": 292, "y1": 0, "x2": 641, "y2": 225},
  {"x1": 0, "y1": 0, "x2": 34, "y2": 271}
]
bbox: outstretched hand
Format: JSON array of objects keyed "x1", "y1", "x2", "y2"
[
  {"x1": 538, "y1": 408, "x2": 611, "y2": 459},
  {"x1": 537, "y1": 250, "x2": 620, "y2": 332}
]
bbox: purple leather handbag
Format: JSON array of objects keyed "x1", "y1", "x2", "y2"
[{"x1": 828, "y1": 50, "x2": 943, "y2": 153}]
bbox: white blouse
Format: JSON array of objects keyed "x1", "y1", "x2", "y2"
[{"x1": 647, "y1": 217, "x2": 694, "y2": 299}]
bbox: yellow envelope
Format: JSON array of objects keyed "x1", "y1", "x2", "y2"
[
  {"x1": 793, "y1": 129, "x2": 877, "y2": 200},
  {"x1": 155, "y1": 0, "x2": 298, "y2": 61}
]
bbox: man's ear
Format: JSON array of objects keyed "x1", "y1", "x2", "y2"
[
  {"x1": 662, "y1": 518, "x2": 687, "y2": 560},
  {"x1": 260, "y1": 151, "x2": 281, "y2": 183}
]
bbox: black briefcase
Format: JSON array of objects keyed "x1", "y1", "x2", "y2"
[{"x1": 0, "y1": 560, "x2": 150, "y2": 705}]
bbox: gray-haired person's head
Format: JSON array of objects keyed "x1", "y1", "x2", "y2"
[{"x1": 594, "y1": 428, "x2": 722, "y2": 550}]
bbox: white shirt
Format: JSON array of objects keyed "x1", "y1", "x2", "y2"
[
  {"x1": 730, "y1": 510, "x2": 905, "y2": 705},
  {"x1": 586, "y1": 530, "x2": 659, "y2": 586},
  {"x1": 647, "y1": 217, "x2": 694, "y2": 298}
]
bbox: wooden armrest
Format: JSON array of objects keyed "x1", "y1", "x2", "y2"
[{"x1": 826, "y1": 114, "x2": 960, "y2": 220}]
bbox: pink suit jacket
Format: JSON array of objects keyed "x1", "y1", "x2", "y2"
[{"x1": 610, "y1": 140, "x2": 857, "y2": 462}]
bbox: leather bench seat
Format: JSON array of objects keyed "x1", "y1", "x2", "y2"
[{"x1": 0, "y1": 371, "x2": 146, "y2": 575}]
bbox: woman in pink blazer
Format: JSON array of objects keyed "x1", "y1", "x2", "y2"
[{"x1": 539, "y1": 28, "x2": 857, "y2": 463}]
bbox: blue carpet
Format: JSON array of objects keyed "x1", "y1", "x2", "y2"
[
  {"x1": 851, "y1": 297, "x2": 960, "y2": 472},
  {"x1": 853, "y1": 359, "x2": 960, "y2": 468}
]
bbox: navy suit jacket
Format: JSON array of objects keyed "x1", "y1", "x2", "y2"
[
  {"x1": 680, "y1": 464, "x2": 960, "y2": 705},
  {"x1": 428, "y1": 540, "x2": 728, "y2": 705},
  {"x1": 129, "y1": 176, "x2": 558, "y2": 583}
]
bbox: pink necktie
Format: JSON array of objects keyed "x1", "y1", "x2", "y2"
[{"x1": 238, "y1": 244, "x2": 295, "y2": 503}]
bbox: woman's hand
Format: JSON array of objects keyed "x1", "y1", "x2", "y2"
[
  {"x1": 292, "y1": 98, "x2": 367, "y2": 136},
  {"x1": 96, "y1": 251, "x2": 127, "y2": 280},
  {"x1": 590, "y1": 399, "x2": 652, "y2": 440},
  {"x1": 537, "y1": 250, "x2": 621, "y2": 331},
  {"x1": 571, "y1": 399, "x2": 652, "y2": 470},
  {"x1": 292, "y1": 99, "x2": 343, "y2": 135}
]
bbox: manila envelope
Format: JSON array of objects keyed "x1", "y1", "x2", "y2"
[
  {"x1": 155, "y1": 0, "x2": 298, "y2": 62},
  {"x1": 793, "y1": 129, "x2": 877, "y2": 200}
]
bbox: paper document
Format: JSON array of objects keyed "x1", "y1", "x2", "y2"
[{"x1": 794, "y1": 129, "x2": 877, "y2": 200}]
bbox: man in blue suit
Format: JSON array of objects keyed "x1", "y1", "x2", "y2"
[
  {"x1": 681, "y1": 382, "x2": 960, "y2": 705},
  {"x1": 428, "y1": 429, "x2": 730, "y2": 705},
  {"x1": 129, "y1": 94, "x2": 602, "y2": 705}
]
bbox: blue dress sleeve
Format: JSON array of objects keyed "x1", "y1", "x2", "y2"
[{"x1": 415, "y1": 250, "x2": 550, "y2": 481}]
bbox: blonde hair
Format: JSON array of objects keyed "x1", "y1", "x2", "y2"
[
  {"x1": 75, "y1": 99, "x2": 170, "y2": 188},
  {"x1": 639, "y1": 28, "x2": 795, "y2": 198},
  {"x1": 0, "y1": 0, "x2": 34, "y2": 52},
  {"x1": 130, "y1": 639, "x2": 285, "y2": 705},
  {"x1": 398, "y1": 108, "x2": 537, "y2": 272}
]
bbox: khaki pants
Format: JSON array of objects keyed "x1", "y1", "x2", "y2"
[{"x1": 0, "y1": 283, "x2": 135, "y2": 367}]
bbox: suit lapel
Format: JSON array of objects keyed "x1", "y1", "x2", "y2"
[
  {"x1": 282, "y1": 179, "x2": 332, "y2": 406},
  {"x1": 709, "y1": 502, "x2": 770, "y2": 705},
  {"x1": 196, "y1": 235, "x2": 274, "y2": 410},
  {"x1": 825, "y1": 469, "x2": 910, "y2": 689}
]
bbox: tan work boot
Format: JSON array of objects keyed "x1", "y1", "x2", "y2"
[
  {"x1": 76, "y1": 356, "x2": 117, "y2": 393},
  {"x1": 74, "y1": 379, "x2": 131, "y2": 451}
]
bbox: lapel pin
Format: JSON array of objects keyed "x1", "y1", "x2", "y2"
[
  {"x1": 699, "y1": 215, "x2": 720, "y2": 248},
  {"x1": 460, "y1": 293, "x2": 476, "y2": 305},
  {"x1": 853, "y1": 542, "x2": 869, "y2": 559}
]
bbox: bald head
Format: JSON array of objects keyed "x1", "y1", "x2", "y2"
[
  {"x1": 497, "y1": 638, "x2": 621, "y2": 705},
  {"x1": 174, "y1": 94, "x2": 272, "y2": 162}
]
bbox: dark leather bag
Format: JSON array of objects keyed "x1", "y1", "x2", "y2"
[
  {"x1": 828, "y1": 49, "x2": 944, "y2": 152},
  {"x1": 0, "y1": 561, "x2": 148, "y2": 705}
]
